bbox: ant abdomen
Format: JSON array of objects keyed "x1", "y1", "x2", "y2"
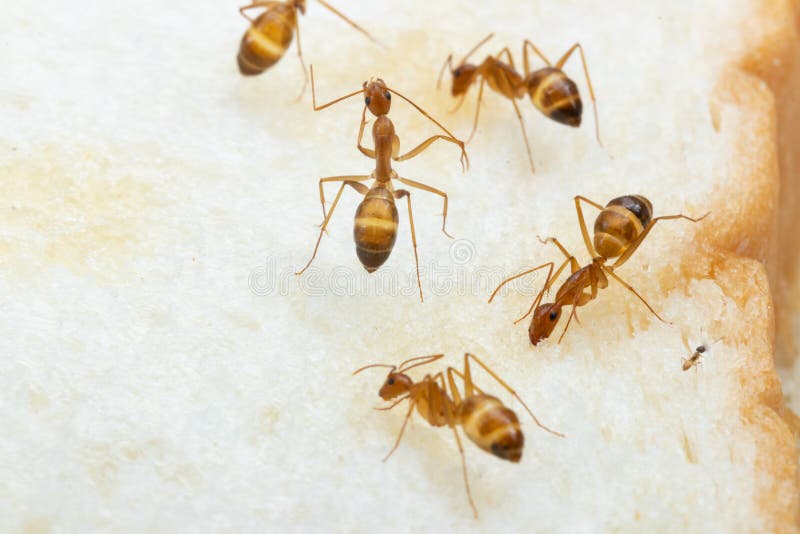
[
  {"x1": 237, "y1": 6, "x2": 296, "y2": 75},
  {"x1": 593, "y1": 195, "x2": 654, "y2": 258},
  {"x1": 527, "y1": 67, "x2": 583, "y2": 127},
  {"x1": 353, "y1": 186, "x2": 399, "y2": 272},
  {"x1": 459, "y1": 395, "x2": 524, "y2": 462}
]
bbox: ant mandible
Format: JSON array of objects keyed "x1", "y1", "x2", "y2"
[
  {"x1": 490, "y1": 195, "x2": 708, "y2": 345},
  {"x1": 237, "y1": 0, "x2": 376, "y2": 97},
  {"x1": 296, "y1": 66, "x2": 469, "y2": 301},
  {"x1": 354, "y1": 353, "x2": 563, "y2": 518},
  {"x1": 438, "y1": 34, "x2": 601, "y2": 173}
]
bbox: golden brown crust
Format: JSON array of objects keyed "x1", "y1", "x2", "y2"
[{"x1": 700, "y1": 0, "x2": 800, "y2": 527}]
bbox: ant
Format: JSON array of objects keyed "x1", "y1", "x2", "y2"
[
  {"x1": 490, "y1": 195, "x2": 708, "y2": 345},
  {"x1": 237, "y1": 0, "x2": 376, "y2": 96},
  {"x1": 295, "y1": 66, "x2": 469, "y2": 301},
  {"x1": 683, "y1": 345, "x2": 706, "y2": 371},
  {"x1": 438, "y1": 34, "x2": 601, "y2": 173},
  {"x1": 353, "y1": 353, "x2": 563, "y2": 518},
  {"x1": 681, "y1": 336, "x2": 721, "y2": 371}
]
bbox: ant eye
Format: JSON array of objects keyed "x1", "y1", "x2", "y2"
[
  {"x1": 549, "y1": 311, "x2": 558, "y2": 321},
  {"x1": 385, "y1": 91, "x2": 391, "y2": 100},
  {"x1": 365, "y1": 96, "x2": 371, "y2": 106},
  {"x1": 387, "y1": 378, "x2": 395, "y2": 385}
]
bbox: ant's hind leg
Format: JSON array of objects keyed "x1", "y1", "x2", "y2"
[
  {"x1": 395, "y1": 177, "x2": 452, "y2": 238},
  {"x1": 318, "y1": 175, "x2": 371, "y2": 220},
  {"x1": 611, "y1": 212, "x2": 709, "y2": 269},
  {"x1": 463, "y1": 353, "x2": 564, "y2": 437},
  {"x1": 292, "y1": 18, "x2": 309, "y2": 101},
  {"x1": 296, "y1": 179, "x2": 368, "y2": 275},
  {"x1": 605, "y1": 269, "x2": 670, "y2": 324},
  {"x1": 395, "y1": 190, "x2": 423, "y2": 302}
]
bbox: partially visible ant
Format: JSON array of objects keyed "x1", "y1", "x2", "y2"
[
  {"x1": 354, "y1": 353, "x2": 563, "y2": 518},
  {"x1": 237, "y1": 0, "x2": 376, "y2": 96},
  {"x1": 295, "y1": 67, "x2": 468, "y2": 301},
  {"x1": 490, "y1": 195, "x2": 708, "y2": 345},
  {"x1": 438, "y1": 34, "x2": 601, "y2": 173}
]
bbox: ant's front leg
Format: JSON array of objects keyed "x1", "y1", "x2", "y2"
[{"x1": 356, "y1": 105, "x2": 376, "y2": 159}]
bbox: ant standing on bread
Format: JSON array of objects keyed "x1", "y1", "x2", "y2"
[
  {"x1": 438, "y1": 34, "x2": 601, "y2": 173},
  {"x1": 490, "y1": 195, "x2": 708, "y2": 345},
  {"x1": 295, "y1": 67, "x2": 468, "y2": 301},
  {"x1": 682, "y1": 335, "x2": 722, "y2": 371},
  {"x1": 353, "y1": 353, "x2": 563, "y2": 518}
]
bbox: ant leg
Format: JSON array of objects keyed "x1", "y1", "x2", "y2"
[
  {"x1": 436, "y1": 54, "x2": 454, "y2": 90},
  {"x1": 395, "y1": 189, "x2": 423, "y2": 302},
  {"x1": 356, "y1": 105, "x2": 376, "y2": 158},
  {"x1": 611, "y1": 212, "x2": 709, "y2": 269},
  {"x1": 574, "y1": 195, "x2": 604, "y2": 258},
  {"x1": 316, "y1": 0, "x2": 380, "y2": 46},
  {"x1": 509, "y1": 97, "x2": 536, "y2": 174},
  {"x1": 522, "y1": 39, "x2": 553, "y2": 76},
  {"x1": 383, "y1": 396, "x2": 418, "y2": 462},
  {"x1": 309, "y1": 65, "x2": 363, "y2": 111},
  {"x1": 435, "y1": 371, "x2": 478, "y2": 518},
  {"x1": 448, "y1": 93, "x2": 468, "y2": 114},
  {"x1": 537, "y1": 236, "x2": 581, "y2": 272},
  {"x1": 394, "y1": 134, "x2": 468, "y2": 172},
  {"x1": 555, "y1": 43, "x2": 602, "y2": 146},
  {"x1": 489, "y1": 262, "x2": 553, "y2": 304},
  {"x1": 374, "y1": 395, "x2": 410, "y2": 411},
  {"x1": 513, "y1": 257, "x2": 573, "y2": 325},
  {"x1": 291, "y1": 17, "x2": 309, "y2": 101},
  {"x1": 446, "y1": 400, "x2": 478, "y2": 517},
  {"x1": 395, "y1": 177, "x2": 452, "y2": 238},
  {"x1": 463, "y1": 353, "x2": 564, "y2": 437},
  {"x1": 386, "y1": 88, "x2": 469, "y2": 171},
  {"x1": 398, "y1": 354, "x2": 445, "y2": 373},
  {"x1": 238, "y1": 1, "x2": 281, "y2": 22},
  {"x1": 296, "y1": 180, "x2": 368, "y2": 275},
  {"x1": 466, "y1": 77, "x2": 486, "y2": 144},
  {"x1": 556, "y1": 291, "x2": 584, "y2": 345},
  {"x1": 318, "y1": 175, "x2": 371, "y2": 221},
  {"x1": 605, "y1": 269, "x2": 670, "y2": 324}
]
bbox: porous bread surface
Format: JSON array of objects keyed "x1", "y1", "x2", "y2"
[{"x1": 0, "y1": 1, "x2": 798, "y2": 532}]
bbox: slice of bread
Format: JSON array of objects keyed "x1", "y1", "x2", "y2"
[{"x1": 0, "y1": 0, "x2": 797, "y2": 531}]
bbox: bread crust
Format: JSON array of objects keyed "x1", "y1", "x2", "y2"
[{"x1": 704, "y1": 0, "x2": 800, "y2": 528}]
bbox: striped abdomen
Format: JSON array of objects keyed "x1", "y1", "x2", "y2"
[
  {"x1": 593, "y1": 195, "x2": 653, "y2": 258},
  {"x1": 353, "y1": 186, "x2": 398, "y2": 272},
  {"x1": 237, "y1": 5, "x2": 296, "y2": 76},
  {"x1": 527, "y1": 67, "x2": 582, "y2": 127},
  {"x1": 458, "y1": 395, "x2": 523, "y2": 462}
]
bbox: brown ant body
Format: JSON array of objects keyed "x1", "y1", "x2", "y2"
[
  {"x1": 439, "y1": 34, "x2": 601, "y2": 173},
  {"x1": 354, "y1": 353, "x2": 563, "y2": 518},
  {"x1": 490, "y1": 195, "x2": 707, "y2": 345},
  {"x1": 237, "y1": 1, "x2": 375, "y2": 95},
  {"x1": 295, "y1": 67, "x2": 468, "y2": 301},
  {"x1": 682, "y1": 345, "x2": 706, "y2": 371}
]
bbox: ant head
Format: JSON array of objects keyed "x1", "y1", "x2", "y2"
[
  {"x1": 379, "y1": 371, "x2": 413, "y2": 400},
  {"x1": 450, "y1": 63, "x2": 478, "y2": 96},
  {"x1": 529, "y1": 302, "x2": 562, "y2": 345},
  {"x1": 294, "y1": 0, "x2": 307, "y2": 14},
  {"x1": 362, "y1": 78, "x2": 391, "y2": 117}
]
